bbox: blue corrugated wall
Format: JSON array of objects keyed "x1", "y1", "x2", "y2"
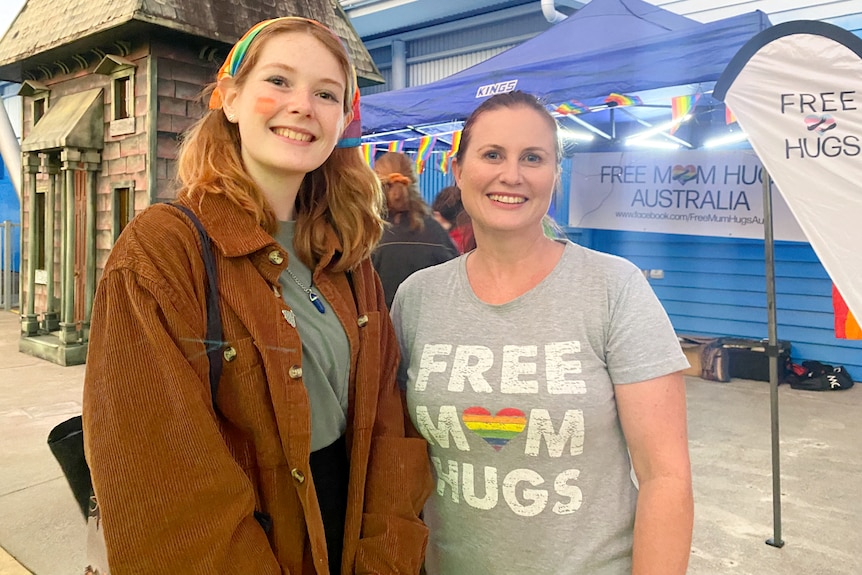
[
  {"x1": 583, "y1": 230, "x2": 862, "y2": 379},
  {"x1": 417, "y1": 158, "x2": 456, "y2": 206}
]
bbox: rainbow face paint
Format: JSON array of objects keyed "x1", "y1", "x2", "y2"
[{"x1": 254, "y1": 97, "x2": 276, "y2": 116}]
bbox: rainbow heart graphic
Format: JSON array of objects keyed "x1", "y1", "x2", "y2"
[
  {"x1": 804, "y1": 114, "x2": 837, "y2": 135},
  {"x1": 462, "y1": 407, "x2": 527, "y2": 451},
  {"x1": 672, "y1": 164, "x2": 697, "y2": 184}
]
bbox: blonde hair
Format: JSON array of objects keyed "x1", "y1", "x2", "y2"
[
  {"x1": 176, "y1": 19, "x2": 384, "y2": 271},
  {"x1": 375, "y1": 152, "x2": 427, "y2": 231}
]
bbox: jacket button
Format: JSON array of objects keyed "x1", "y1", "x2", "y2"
[
  {"x1": 291, "y1": 468, "x2": 305, "y2": 483},
  {"x1": 357, "y1": 314, "x2": 369, "y2": 327},
  {"x1": 288, "y1": 365, "x2": 303, "y2": 379},
  {"x1": 268, "y1": 250, "x2": 284, "y2": 265},
  {"x1": 223, "y1": 346, "x2": 237, "y2": 362}
]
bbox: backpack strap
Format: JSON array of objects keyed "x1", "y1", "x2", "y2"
[{"x1": 171, "y1": 204, "x2": 223, "y2": 412}]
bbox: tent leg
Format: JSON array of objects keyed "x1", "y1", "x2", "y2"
[{"x1": 762, "y1": 169, "x2": 785, "y2": 549}]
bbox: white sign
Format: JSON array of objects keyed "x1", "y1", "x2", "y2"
[
  {"x1": 715, "y1": 22, "x2": 862, "y2": 325},
  {"x1": 567, "y1": 149, "x2": 806, "y2": 242}
]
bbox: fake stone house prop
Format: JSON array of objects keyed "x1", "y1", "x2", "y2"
[{"x1": 0, "y1": 0, "x2": 381, "y2": 365}]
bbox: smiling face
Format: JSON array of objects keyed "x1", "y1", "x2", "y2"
[
  {"x1": 453, "y1": 104, "x2": 559, "y2": 239},
  {"x1": 221, "y1": 31, "x2": 349, "y2": 192}
]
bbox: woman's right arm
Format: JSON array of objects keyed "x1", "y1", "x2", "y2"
[{"x1": 83, "y1": 264, "x2": 280, "y2": 573}]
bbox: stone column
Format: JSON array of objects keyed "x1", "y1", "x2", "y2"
[
  {"x1": 81, "y1": 150, "x2": 101, "y2": 342},
  {"x1": 42, "y1": 153, "x2": 60, "y2": 331},
  {"x1": 21, "y1": 153, "x2": 40, "y2": 336},
  {"x1": 58, "y1": 148, "x2": 80, "y2": 345}
]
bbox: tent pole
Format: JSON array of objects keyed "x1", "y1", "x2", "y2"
[{"x1": 762, "y1": 168, "x2": 784, "y2": 549}]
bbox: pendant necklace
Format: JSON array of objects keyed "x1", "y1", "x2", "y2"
[{"x1": 285, "y1": 267, "x2": 326, "y2": 314}]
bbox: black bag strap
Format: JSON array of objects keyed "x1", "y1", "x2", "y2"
[
  {"x1": 171, "y1": 204, "x2": 223, "y2": 411},
  {"x1": 346, "y1": 270, "x2": 359, "y2": 315}
]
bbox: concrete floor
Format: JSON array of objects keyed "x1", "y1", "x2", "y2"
[{"x1": 0, "y1": 309, "x2": 860, "y2": 574}]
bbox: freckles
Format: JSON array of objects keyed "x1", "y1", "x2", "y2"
[{"x1": 254, "y1": 97, "x2": 276, "y2": 115}]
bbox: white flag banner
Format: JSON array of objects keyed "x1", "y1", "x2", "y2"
[{"x1": 714, "y1": 21, "x2": 862, "y2": 326}]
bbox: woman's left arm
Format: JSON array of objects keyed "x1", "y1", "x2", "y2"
[
  {"x1": 615, "y1": 371, "x2": 693, "y2": 575},
  {"x1": 353, "y1": 266, "x2": 434, "y2": 574}
]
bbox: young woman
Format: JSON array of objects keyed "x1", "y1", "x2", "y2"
[
  {"x1": 390, "y1": 91, "x2": 693, "y2": 574},
  {"x1": 83, "y1": 18, "x2": 431, "y2": 574},
  {"x1": 371, "y1": 152, "x2": 458, "y2": 308}
]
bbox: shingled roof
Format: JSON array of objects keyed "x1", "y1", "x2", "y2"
[{"x1": 0, "y1": 0, "x2": 382, "y2": 85}]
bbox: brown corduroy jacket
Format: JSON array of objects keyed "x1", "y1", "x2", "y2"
[{"x1": 82, "y1": 192, "x2": 433, "y2": 574}]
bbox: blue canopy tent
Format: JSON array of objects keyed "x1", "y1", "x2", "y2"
[{"x1": 360, "y1": 0, "x2": 771, "y2": 139}]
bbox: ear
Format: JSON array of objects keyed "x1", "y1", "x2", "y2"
[
  {"x1": 218, "y1": 76, "x2": 239, "y2": 121},
  {"x1": 452, "y1": 157, "x2": 463, "y2": 187}
]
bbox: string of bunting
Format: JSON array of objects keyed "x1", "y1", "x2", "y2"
[
  {"x1": 360, "y1": 130, "x2": 463, "y2": 174},
  {"x1": 552, "y1": 90, "x2": 739, "y2": 138},
  {"x1": 361, "y1": 89, "x2": 715, "y2": 172}
]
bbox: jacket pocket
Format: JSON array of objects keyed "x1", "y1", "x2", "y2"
[{"x1": 217, "y1": 336, "x2": 285, "y2": 469}]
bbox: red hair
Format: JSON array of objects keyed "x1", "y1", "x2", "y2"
[{"x1": 176, "y1": 19, "x2": 384, "y2": 271}]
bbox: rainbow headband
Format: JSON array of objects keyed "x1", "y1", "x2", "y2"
[{"x1": 209, "y1": 17, "x2": 362, "y2": 148}]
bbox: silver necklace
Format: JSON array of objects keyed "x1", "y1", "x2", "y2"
[{"x1": 285, "y1": 267, "x2": 326, "y2": 314}]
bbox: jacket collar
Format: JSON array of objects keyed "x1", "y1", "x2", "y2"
[{"x1": 179, "y1": 190, "x2": 344, "y2": 270}]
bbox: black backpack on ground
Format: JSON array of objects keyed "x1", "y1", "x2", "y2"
[{"x1": 786, "y1": 360, "x2": 854, "y2": 391}]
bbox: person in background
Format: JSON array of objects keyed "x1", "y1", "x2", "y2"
[
  {"x1": 391, "y1": 90, "x2": 693, "y2": 574},
  {"x1": 430, "y1": 185, "x2": 472, "y2": 253},
  {"x1": 83, "y1": 17, "x2": 431, "y2": 574},
  {"x1": 371, "y1": 152, "x2": 459, "y2": 308}
]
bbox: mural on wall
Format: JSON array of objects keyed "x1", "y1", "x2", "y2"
[
  {"x1": 567, "y1": 149, "x2": 806, "y2": 241},
  {"x1": 714, "y1": 21, "x2": 862, "y2": 333}
]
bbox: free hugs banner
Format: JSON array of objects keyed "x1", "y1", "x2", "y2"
[
  {"x1": 567, "y1": 149, "x2": 806, "y2": 242},
  {"x1": 714, "y1": 21, "x2": 862, "y2": 333}
]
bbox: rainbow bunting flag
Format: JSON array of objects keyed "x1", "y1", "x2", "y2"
[
  {"x1": 725, "y1": 105, "x2": 737, "y2": 125},
  {"x1": 450, "y1": 130, "x2": 462, "y2": 155},
  {"x1": 387, "y1": 140, "x2": 404, "y2": 153},
  {"x1": 670, "y1": 94, "x2": 700, "y2": 134},
  {"x1": 440, "y1": 150, "x2": 451, "y2": 174},
  {"x1": 415, "y1": 135, "x2": 437, "y2": 174},
  {"x1": 439, "y1": 130, "x2": 462, "y2": 174},
  {"x1": 833, "y1": 284, "x2": 862, "y2": 339},
  {"x1": 604, "y1": 93, "x2": 642, "y2": 107},
  {"x1": 361, "y1": 143, "x2": 375, "y2": 167},
  {"x1": 555, "y1": 99, "x2": 591, "y2": 116}
]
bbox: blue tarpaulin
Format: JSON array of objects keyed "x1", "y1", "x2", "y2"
[{"x1": 361, "y1": 0, "x2": 771, "y2": 136}]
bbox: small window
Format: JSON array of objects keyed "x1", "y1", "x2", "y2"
[
  {"x1": 33, "y1": 96, "x2": 47, "y2": 124},
  {"x1": 95, "y1": 55, "x2": 137, "y2": 136},
  {"x1": 113, "y1": 185, "x2": 134, "y2": 240},
  {"x1": 113, "y1": 76, "x2": 132, "y2": 120},
  {"x1": 34, "y1": 191, "x2": 46, "y2": 270}
]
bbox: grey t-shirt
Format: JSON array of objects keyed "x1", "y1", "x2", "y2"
[
  {"x1": 390, "y1": 241, "x2": 689, "y2": 575},
  {"x1": 274, "y1": 221, "x2": 349, "y2": 451}
]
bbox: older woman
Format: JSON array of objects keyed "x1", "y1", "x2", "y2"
[{"x1": 391, "y1": 91, "x2": 693, "y2": 575}]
